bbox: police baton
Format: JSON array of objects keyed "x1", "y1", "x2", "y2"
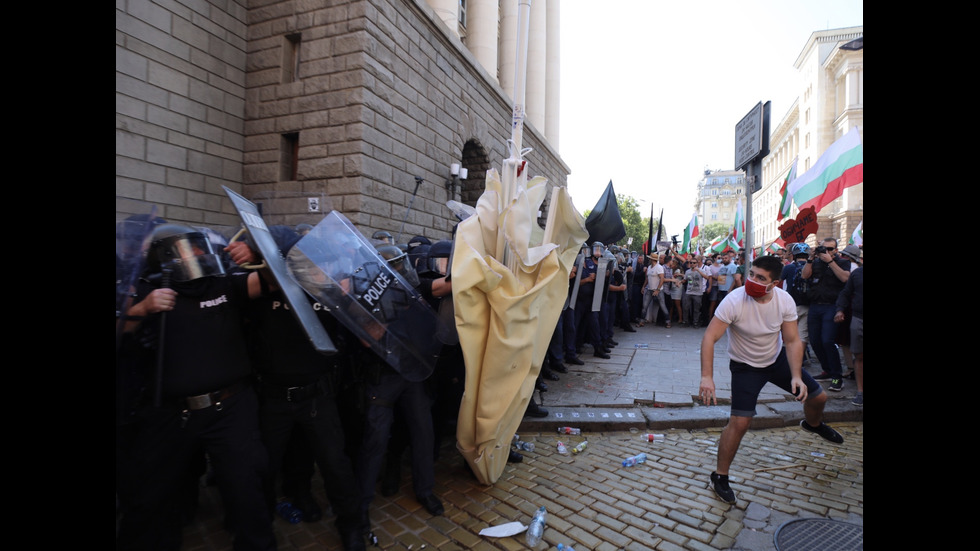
[
  {"x1": 395, "y1": 176, "x2": 424, "y2": 244},
  {"x1": 153, "y1": 266, "x2": 172, "y2": 407}
]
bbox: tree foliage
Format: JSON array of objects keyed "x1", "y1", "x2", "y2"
[
  {"x1": 583, "y1": 194, "x2": 661, "y2": 252},
  {"x1": 699, "y1": 222, "x2": 729, "y2": 247}
]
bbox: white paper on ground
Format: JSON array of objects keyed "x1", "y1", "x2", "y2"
[{"x1": 478, "y1": 521, "x2": 528, "y2": 537}]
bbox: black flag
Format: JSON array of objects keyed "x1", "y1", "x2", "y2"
[
  {"x1": 584, "y1": 180, "x2": 626, "y2": 246},
  {"x1": 654, "y1": 208, "x2": 664, "y2": 249}
]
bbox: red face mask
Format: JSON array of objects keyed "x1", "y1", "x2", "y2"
[{"x1": 744, "y1": 278, "x2": 773, "y2": 298}]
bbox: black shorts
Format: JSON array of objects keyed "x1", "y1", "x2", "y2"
[{"x1": 729, "y1": 348, "x2": 824, "y2": 417}]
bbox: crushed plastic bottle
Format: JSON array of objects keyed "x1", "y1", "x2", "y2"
[
  {"x1": 641, "y1": 433, "x2": 665, "y2": 443},
  {"x1": 525, "y1": 506, "x2": 547, "y2": 547},
  {"x1": 556, "y1": 441, "x2": 569, "y2": 455},
  {"x1": 557, "y1": 544, "x2": 575, "y2": 551},
  {"x1": 571, "y1": 441, "x2": 588, "y2": 455},
  {"x1": 622, "y1": 452, "x2": 647, "y2": 467},
  {"x1": 557, "y1": 426, "x2": 581, "y2": 435},
  {"x1": 515, "y1": 440, "x2": 535, "y2": 452}
]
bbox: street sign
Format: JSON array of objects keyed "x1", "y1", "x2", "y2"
[{"x1": 735, "y1": 102, "x2": 763, "y2": 171}]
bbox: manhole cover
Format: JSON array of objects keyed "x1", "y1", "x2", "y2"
[{"x1": 774, "y1": 518, "x2": 863, "y2": 551}]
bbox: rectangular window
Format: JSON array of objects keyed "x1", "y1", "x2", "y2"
[
  {"x1": 282, "y1": 34, "x2": 301, "y2": 83},
  {"x1": 458, "y1": 0, "x2": 467, "y2": 28},
  {"x1": 280, "y1": 133, "x2": 299, "y2": 182}
]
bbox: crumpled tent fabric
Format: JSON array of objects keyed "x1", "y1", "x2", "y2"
[{"x1": 452, "y1": 166, "x2": 588, "y2": 485}]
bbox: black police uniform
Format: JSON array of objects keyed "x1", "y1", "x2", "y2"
[
  {"x1": 353, "y1": 261, "x2": 444, "y2": 531},
  {"x1": 117, "y1": 272, "x2": 275, "y2": 551},
  {"x1": 573, "y1": 256, "x2": 604, "y2": 354},
  {"x1": 247, "y1": 288, "x2": 364, "y2": 549}
]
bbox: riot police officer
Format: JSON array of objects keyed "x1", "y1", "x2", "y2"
[
  {"x1": 574, "y1": 241, "x2": 610, "y2": 359},
  {"x1": 246, "y1": 225, "x2": 365, "y2": 551},
  {"x1": 117, "y1": 224, "x2": 275, "y2": 551}
]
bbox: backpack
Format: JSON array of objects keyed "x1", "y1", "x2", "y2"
[{"x1": 788, "y1": 263, "x2": 812, "y2": 306}]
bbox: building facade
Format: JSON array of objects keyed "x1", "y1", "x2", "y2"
[
  {"x1": 694, "y1": 168, "x2": 746, "y2": 241},
  {"x1": 116, "y1": 0, "x2": 564, "y2": 242},
  {"x1": 756, "y1": 26, "x2": 864, "y2": 249}
]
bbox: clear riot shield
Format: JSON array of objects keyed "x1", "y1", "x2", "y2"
[
  {"x1": 286, "y1": 210, "x2": 446, "y2": 381},
  {"x1": 223, "y1": 186, "x2": 338, "y2": 356},
  {"x1": 116, "y1": 205, "x2": 164, "y2": 350},
  {"x1": 592, "y1": 250, "x2": 616, "y2": 312},
  {"x1": 567, "y1": 251, "x2": 586, "y2": 310}
]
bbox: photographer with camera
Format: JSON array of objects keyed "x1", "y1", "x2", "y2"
[{"x1": 801, "y1": 238, "x2": 851, "y2": 392}]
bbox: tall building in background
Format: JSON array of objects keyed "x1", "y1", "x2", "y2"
[
  {"x1": 756, "y1": 26, "x2": 864, "y2": 249},
  {"x1": 116, "y1": 0, "x2": 563, "y2": 241},
  {"x1": 695, "y1": 168, "x2": 746, "y2": 240}
]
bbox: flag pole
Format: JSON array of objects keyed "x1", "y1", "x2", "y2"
[{"x1": 497, "y1": 0, "x2": 532, "y2": 271}]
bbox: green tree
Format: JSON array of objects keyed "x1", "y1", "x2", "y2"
[
  {"x1": 583, "y1": 195, "x2": 662, "y2": 252},
  {"x1": 699, "y1": 222, "x2": 729, "y2": 249}
]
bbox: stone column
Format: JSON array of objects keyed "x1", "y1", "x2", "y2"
[
  {"x1": 525, "y1": 0, "x2": 546, "y2": 132},
  {"x1": 545, "y1": 0, "x2": 560, "y2": 148},
  {"x1": 498, "y1": 0, "x2": 518, "y2": 103},
  {"x1": 467, "y1": 0, "x2": 500, "y2": 85},
  {"x1": 429, "y1": 0, "x2": 459, "y2": 38}
]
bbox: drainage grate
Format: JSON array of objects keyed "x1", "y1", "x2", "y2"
[{"x1": 774, "y1": 518, "x2": 863, "y2": 551}]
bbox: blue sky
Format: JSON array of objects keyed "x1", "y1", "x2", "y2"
[{"x1": 558, "y1": 0, "x2": 863, "y2": 236}]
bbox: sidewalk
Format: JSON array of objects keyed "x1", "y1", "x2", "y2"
[{"x1": 520, "y1": 318, "x2": 863, "y2": 432}]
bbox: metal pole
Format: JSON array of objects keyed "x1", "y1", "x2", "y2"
[{"x1": 744, "y1": 163, "x2": 756, "y2": 262}]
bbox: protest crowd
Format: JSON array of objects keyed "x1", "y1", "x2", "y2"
[{"x1": 116, "y1": 209, "x2": 862, "y2": 550}]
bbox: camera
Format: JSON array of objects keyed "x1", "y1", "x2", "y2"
[{"x1": 815, "y1": 245, "x2": 828, "y2": 255}]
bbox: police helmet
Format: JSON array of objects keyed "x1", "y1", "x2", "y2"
[
  {"x1": 407, "y1": 235, "x2": 431, "y2": 250},
  {"x1": 268, "y1": 225, "x2": 301, "y2": 256},
  {"x1": 408, "y1": 243, "x2": 431, "y2": 273},
  {"x1": 424, "y1": 239, "x2": 452, "y2": 276},
  {"x1": 591, "y1": 241, "x2": 605, "y2": 255},
  {"x1": 372, "y1": 230, "x2": 394, "y2": 244},
  {"x1": 790, "y1": 242, "x2": 811, "y2": 259},
  {"x1": 146, "y1": 224, "x2": 227, "y2": 282},
  {"x1": 376, "y1": 243, "x2": 419, "y2": 287}
]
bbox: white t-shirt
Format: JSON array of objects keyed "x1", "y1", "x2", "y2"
[
  {"x1": 645, "y1": 263, "x2": 664, "y2": 291},
  {"x1": 713, "y1": 285, "x2": 798, "y2": 367}
]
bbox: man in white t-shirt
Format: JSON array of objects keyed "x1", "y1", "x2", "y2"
[
  {"x1": 640, "y1": 254, "x2": 668, "y2": 326},
  {"x1": 698, "y1": 255, "x2": 844, "y2": 505}
]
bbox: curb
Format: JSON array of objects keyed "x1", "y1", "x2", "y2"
[{"x1": 517, "y1": 399, "x2": 862, "y2": 433}]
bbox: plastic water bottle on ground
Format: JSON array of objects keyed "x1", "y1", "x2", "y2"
[
  {"x1": 571, "y1": 441, "x2": 588, "y2": 454},
  {"x1": 641, "y1": 433, "x2": 665, "y2": 443},
  {"x1": 557, "y1": 426, "x2": 581, "y2": 435},
  {"x1": 275, "y1": 501, "x2": 303, "y2": 523},
  {"x1": 622, "y1": 452, "x2": 647, "y2": 467},
  {"x1": 557, "y1": 544, "x2": 575, "y2": 551},
  {"x1": 515, "y1": 440, "x2": 535, "y2": 452},
  {"x1": 526, "y1": 506, "x2": 547, "y2": 546},
  {"x1": 556, "y1": 441, "x2": 569, "y2": 455}
]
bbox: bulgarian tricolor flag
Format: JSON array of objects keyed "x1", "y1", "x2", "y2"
[
  {"x1": 681, "y1": 213, "x2": 699, "y2": 253},
  {"x1": 788, "y1": 126, "x2": 864, "y2": 213},
  {"x1": 733, "y1": 198, "x2": 745, "y2": 247},
  {"x1": 849, "y1": 221, "x2": 863, "y2": 246},
  {"x1": 776, "y1": 157, "x2": 798, "y2": 221},
  {"x1": 767, "y1": 242, "x2": 783, "y2": 254},
  {"x1": 709, "y1": 233, "x2": 737, "y2": 254}
]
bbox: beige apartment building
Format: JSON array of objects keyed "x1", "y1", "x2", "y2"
[
  {"x1": 756, "y1": 27, "x2": 864, "y2": 249},
  {"x1": 116, "y1": 0, "x2": 563, "y2": 241},
  {"x1": 691, "y1": 26, "x2": 863, "y2": 254},
  {"x1": 694, "y1": 168, "x2": 746, "y2": 237}
]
